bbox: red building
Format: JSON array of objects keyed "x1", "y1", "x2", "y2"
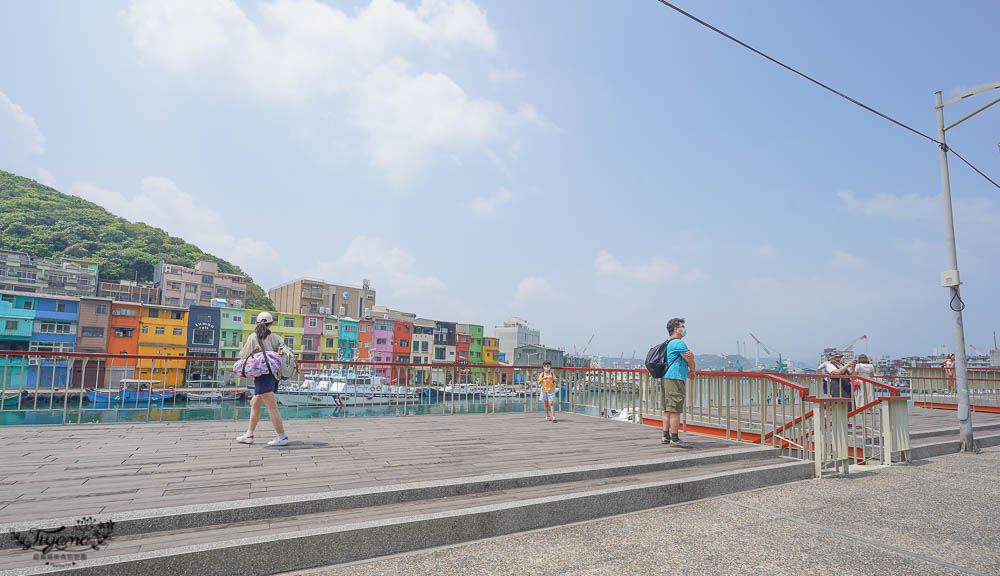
[
  {"x1": 456, "y1": 332, "x2": 471, "y2": 365},
  {"x1": 393, "y1": 321, "x2": 413, "y2": 363}
]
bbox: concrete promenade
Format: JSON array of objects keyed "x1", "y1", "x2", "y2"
[{"x1": 296, "y1": 447, "x2": 1000, "y2": 576}]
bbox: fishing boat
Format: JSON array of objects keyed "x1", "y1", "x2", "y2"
[
  {"x1": 1, "y1": 391, "x2": 23, "y2": 408},
  {"x1": 185, "y1": 391, "x2": 223, "y2": 401},
  {"x1": 423, "y1": 384, "x2": 483, "y2": 400},
  {"x1": 85, "y1": 385, "x2": 175, "y2": 404},
  {"x1": 275, "y1": 369, "x2": 420, "y2": 407}
]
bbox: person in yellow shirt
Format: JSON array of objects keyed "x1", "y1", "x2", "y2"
[{"x1": 538, "y1": 360, "x2": 559, "y2": 422}]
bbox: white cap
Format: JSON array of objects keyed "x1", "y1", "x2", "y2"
[{"x1": 256, "y1": 311, "x2": 274, "y2": 325}]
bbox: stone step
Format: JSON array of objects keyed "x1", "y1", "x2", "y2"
[{"x1": 0, "y1": 455, "x2": 813, "y2": 576}]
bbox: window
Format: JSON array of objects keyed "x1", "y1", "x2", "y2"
[
  {"x1": 308, "y1": 318, "x2": 318, "y2": 328},
  {"x1": 56, "y1": 302, "x2": 66, "y2": 313},
  {"x1": 81, "y1": 326, "x2": 104, "y2": 338},
  {"x1": 233, "y1": 315, "x2": 243, "y2": 323},
  {"x1": 201, "y1": 290, "x2": 212, "y2": 299},
  {"x1": 30, "y1": 341, "x2": 74, "y2": 353},
  {"x1": 216, "y1": 287, "x2": 228, "y2": 297},
  {"x1": 173, "y1": 328, "x2": 183, "y2": 336},
  {"x1": 22, "y1": 300, "x2": 33, "y2": 310},
  {"x1": 171, "y1": 311, "x2": 183, "y2": 320},
  {"x1": 183, "y1": 299, "x2": 196, "y2": 306},
  {"x1": 400, "y1": 339, "x2": 409, "y2": 348},
  {"x1": 422, "y1": 342, "x2": 429, "y2": 352},
  {"x1": 284, "y1": 336, "x2": 295, "y2": 348},
  {"x1": 302, "y1": 337, "x2": 313, "y2": 348},
  {"x1": 326, "y1": 338, "x2": 334, "y2": 347},
  {"x1": 38, "y1": 322, "x2": 72, "y2": 334},
  {"x1": 1, "y1": 294, "x2": 12, "y2": 303},
  {"x1": 155, "y1": 326, "x2": 165, "y2": 335},
  {"x1": 17, "y1": 271, "x2": 36, "y2": 283},
  {"x1": 435, "y1": 347, "x2": 446, "y2": 360},
  {"x1": 201, "y1": 275, "x2": 214, "y2": 285},
  {"x1": 49, "y1": 274, "x2": 68, "y2": 285},
  {"x1": 405, "y1": 325, "x2": 411, "y2": 333},
  {"x1": 169, "y1": 282, "x2": 181, "y2": 290},
  {"x1": 192, "y1": 329, "x2": 214, "y2": 345},
  {"x1": 141, "y1": 326, "x2": 149, "y2": 334},
  {"x1": 168, "y1": 298, "x2": 180, "y2": 306},
  {"x1": 78, "y1": 278, "x2": 90, "y2": 286},
  {"x1": 5, "y1": 320, "x2": 18, "y2": 330},
  {"x1": 412, "y1": 341, "x2": 418, "y2": 349},
  {"x1": 114, "y1": 327, "x2": 134, "y2": 338},
  {"x1": 186, "y1": 284, "x2": 198, "y2": 293},
  {"x1": 250, "y1": 314, "x2": 258, "y2": 324},
  {"x1": 284, "y1": 317, "x2": 294, "y2": 327},
  {"x1": 339, "y1": 305, "x2": 346, "y2": 316},
  {"x1": 148, "y1": 308, "x2": 159, "y2": 318},
  {"x1": 95, "y1": 303, "x2": 108, "y2": 315},
  {"x1": 376, "y1": 338, "x2": 387, "y2": 345},
  {"x1": 325, "y1": 324, "x2": 334, "y2": 331}
]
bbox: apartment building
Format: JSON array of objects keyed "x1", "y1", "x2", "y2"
[
  {"x1": 513, "y1": 344, "x2": 565, "y2": 368},
  {"x1": 269, "y1": 278, "x2": 375, "y2": 319},
  {"x1": 495, "y1": 317, "x2": 540, "y2": 366},
  {"x1": 97, "y1": 280, "x2": 160, "y2": 305},
  {"x1": 0, "y1": 250, "x2": 98, "y2": 297},
  {"x1": 155, "y1": 260, "x2": 247, "y2": 308},
  {"x1": 137, "y1": 305, "x2": 188, "y2": 387},
  {"x1": 106, "y1": 302, "x2": 141, "y2": 386}
]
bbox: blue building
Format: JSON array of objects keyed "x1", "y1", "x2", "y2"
[
  {"x1": 0, "y1": 293, "x2": 36, "y2": 388},
  {"x1": 6, "y1": 293, "x2": 81, "y2": 388}
]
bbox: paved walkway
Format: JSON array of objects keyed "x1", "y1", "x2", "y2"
[
  {"x1": 296, "y1": 447, "x2": 1000, "y2": 576},
  {"x1": 0, "y1": 413, "x2": 743, "y2": 523}
]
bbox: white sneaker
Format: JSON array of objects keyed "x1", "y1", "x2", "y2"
[
  {"x1": 267, "y1": 435, "x2": 289, "y2": 447},
  {"x1": 235, "y1": 433, "x2": 255, "y2": 445}
]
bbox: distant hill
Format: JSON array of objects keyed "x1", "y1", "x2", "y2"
[{"x1": 0, "y1": 170, "x2": 274, "y2": 310}]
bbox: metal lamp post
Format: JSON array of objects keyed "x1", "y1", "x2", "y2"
[{"x1": 934, "y1": 80, "x2": 1000, "y2": 452}]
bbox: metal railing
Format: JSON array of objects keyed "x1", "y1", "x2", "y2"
[
  {"x1": 0, "y1": 352, "x2": 912, "y2": 472},
  {"x1": 889, "y1": 366, "x2": 1000, "y2": 410}
]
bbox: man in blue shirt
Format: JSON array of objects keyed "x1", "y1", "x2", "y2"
[{"x1": 662, "y1": 317, "x2": 695, "y2": 448}]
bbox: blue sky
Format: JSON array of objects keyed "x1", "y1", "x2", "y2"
[{"x1": 1, "y1": 0, "x2": 998, "y2": 363}]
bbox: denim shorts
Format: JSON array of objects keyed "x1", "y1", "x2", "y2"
[
  {"x1": 539, "y1": 390, "x2": 557, "y2": 402},
  {"x1": 254, "y1": 373, "x2": 279, "y2": 396}
]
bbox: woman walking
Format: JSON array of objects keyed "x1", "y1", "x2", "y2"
[{"x1": 235, "y1": 312, "x2": 289, "y2": 446}]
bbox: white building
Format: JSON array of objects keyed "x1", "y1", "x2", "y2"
[{"x1": 494, "y1": 317, "x2": 540, "y2": 365}]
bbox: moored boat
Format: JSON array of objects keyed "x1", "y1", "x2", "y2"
[{"x1": 85, "y1": 387, "x2": 175, "y2": 403}]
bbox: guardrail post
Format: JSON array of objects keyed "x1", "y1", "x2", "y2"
[
  {"x1": 880, "y1": 396, "x2": 911, "y2": 465},
  {"x1": 813, "y1": 399, "x2": 850, "y2": 478}
]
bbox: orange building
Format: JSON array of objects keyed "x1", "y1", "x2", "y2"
[
  {"x1": 106, "y1": 302, "x2": 142, "y2": 386},
  {"x1": 357, "y1": 319, "x2": 374, "y2": 361}
]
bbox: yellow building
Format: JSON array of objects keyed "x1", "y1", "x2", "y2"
[
  {"x1": 321, "y1": 319, "x2": 339, "y2": 361},
  {"x1": 241, "y1": 310, "x2": 305, "y2": 353},
  {"x1": 483, "y1": 337, "x2": 500, "y2": 365},
  {"x1": 137, "y1": 305, "x2": 188, "y2": 387}
]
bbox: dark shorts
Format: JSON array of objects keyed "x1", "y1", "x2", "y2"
[{"x1": 254, "y1": 373, "x2": 279, "y2": 396}]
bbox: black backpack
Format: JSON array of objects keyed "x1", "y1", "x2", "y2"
[{"x1": 644, "y1": 338, "x2": 678, "y2": 378}]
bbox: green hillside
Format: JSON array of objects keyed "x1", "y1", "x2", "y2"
[{"x1": 0, "y1": 170, "x2": 274, "y2": 310}]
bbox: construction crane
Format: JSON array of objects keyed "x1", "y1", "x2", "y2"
[
  {"x1": 839, "y1": 334, "x2": 868, "y2": 353},
  {"x1": 748, "y1": 332, "x2": 787, "y2": 372},
  {"x1": 573, "y1": 334, "x2": 595, "y2": 367},
  {"x1": 969, "y1": 344, "x2": 986, "y2": 356},
  {"x1": 720, "y1": 353, "x2": 743, "y2": 371}
]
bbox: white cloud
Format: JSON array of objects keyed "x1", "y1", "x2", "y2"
[
  {"x1": 71, "y1": 177, "x2": 280, "y2": 273},
  {"x1": 751, "y1": 243, "x2": 777, "y2": 259},
  {"x1": 488, "y1": 66, "x2": 523, "y2": 84},
  {"x1": 311, "y1": 236, "x2": 445, "y2": 301},
  {"x1": 836, "y1": 189, "x2": 937, "y2": 222},
  {"x1": 123, "y1": 0, "x2": 529, "y2": 183},
  {"x1": 593, "y1": 250, "x2": 704, "y2": 284},
  {"x1": 0, "y1": 90, "x2": 45, "y2": 158},
  {"x1": 470, "y1": 187, "x2": 513, "y2": 214},
  {"x1": 513, "y1": 276, "x2": 554, "y2": 304},
  {"x1": 831, "y1": 250, "x2": 864, "y2": 268},
  {"x1": 35, "y1": 168, "x2": 56, "y2": 187}
]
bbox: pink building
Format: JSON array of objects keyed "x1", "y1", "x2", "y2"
[
  {"x1": 302, "y1": 314, "x2": 323, "y2": 371},
  {"x1": 372, "y1": 318, "x2": 395, "y2": 377}
]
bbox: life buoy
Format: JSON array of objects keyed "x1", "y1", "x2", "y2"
[
  {"x1": 370, "y1": 386, "x2": 375, "y2": 392},
  {"x1": 376, "y1": 386, "x2": 382, "y2": 392}
]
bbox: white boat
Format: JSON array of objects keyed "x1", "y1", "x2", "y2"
[
  {"x1": 186, "y1": 391, "x2": 223, "y2": 401},
  {"x1": 275, "y1": 369, "x2": 421, "y2": 407}
]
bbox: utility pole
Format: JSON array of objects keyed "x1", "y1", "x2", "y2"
[{"x1": 934, "y1": 81, "x2": 1000, "y2": 452}]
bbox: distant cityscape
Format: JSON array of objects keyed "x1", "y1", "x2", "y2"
[{"x1": 2, "y1": 249, "x2": 998, "y2": 392}]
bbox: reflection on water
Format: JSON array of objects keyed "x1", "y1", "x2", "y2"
[{"x1": 0, "y1": 396, "x2": 599, "y2": 426}]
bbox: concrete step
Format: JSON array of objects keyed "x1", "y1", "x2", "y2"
[
  {"x1": 910, "y1": 431, "x2": 1000, "y2": 460},
  {"x1": 0, "y1": 450, "x2": 813, "y2": 576}
]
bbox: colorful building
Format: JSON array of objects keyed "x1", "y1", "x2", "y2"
[
  {"x1": 434, "y1": 321, "x2": 457, "y2": 365},
  {"x1": 373, "y1": 318, "x2": 394, "y2": 376},
  {"x1": 411, "y1": 319, "x2": 434, "y2": 384},
  {"x1": 26, "y1": 294, "x2": 79, "y2": 388},
  {"x1": 302, "y1": 314, "x2": 323, "y2": 366},
  {"x1": 219, "y1": 307, "x2": 247, "y2": 359},
  {"x1": 338, "y1": 318, "x2": 358, "y2": 361},
  {"x1": 106, "y1": 302, "x2": 142, "y2": 387},
  {"x1": 73, "y1": 296, "x2": 112, "y2": 388},
  {"x1": 393, "y1": 320, "x2": 412, "y2": 363},
  {"x1": 483, "y1": 337, "x2": 500, "y2": 365},
  {"x1": 137, "y1": 305, "x2": 188, "y2": 387},
  {"x1": 185, "y1": 305, "x2": 221, "y2": 384},
  {"x1": 321, "y1": 318, "x2": 339, "y2": 362},
  {"x1": 0, "y1": 292, "x2": 35, "y2": 388},
  {"x1": 356, "y1": 319, "x2": 372, "y2": 361}
]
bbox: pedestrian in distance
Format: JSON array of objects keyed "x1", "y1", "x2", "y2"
[
  {"x1": 943, "y1": 353, "x2": 956, "y2": 394},
  {"x1": 538, "y1": 360, "x2": 559, "y2": 422},
  {"x1": 661, "y1": 318, "x2": 695, "y2": 448},
  {"x1": 820, "y1": 350, "x2": 855, "y2": 408},
  {"x1": 851, "y1": 354, "x2": 875, "y2": 408},
  {"x1": 235, "y1": 312, "x2": 289, "y2": 446}
]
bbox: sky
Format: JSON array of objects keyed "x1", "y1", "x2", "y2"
[{"x1": 1, "y1": 0, "x2": 998, "y2": 364}]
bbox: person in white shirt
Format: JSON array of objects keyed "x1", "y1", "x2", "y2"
[
  {"x1": 819, "y1": 351, "x2": 856, "y2": 408},
  {"x1": 851, "y1": 354, "x2": 875, "y2": 407}
]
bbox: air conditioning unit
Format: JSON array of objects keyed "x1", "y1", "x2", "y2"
[{"x1": 28, "y1": 357, "x2": 40, "y2": 366}]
